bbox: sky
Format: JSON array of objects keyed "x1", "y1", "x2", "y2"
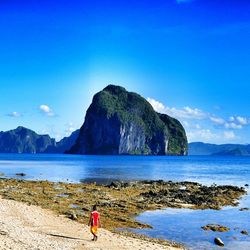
[{"x1": 0, "y1": 0, "x2": 250, "y2": 143}]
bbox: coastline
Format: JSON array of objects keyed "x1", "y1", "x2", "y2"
[
  {"x1": 0, "y1": 178, "x2": 246, "y2": 249},
  {"x1": 0, "y1": 196, "x2": 182, "y2": 250}
]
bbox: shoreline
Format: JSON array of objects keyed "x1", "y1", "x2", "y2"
[
  {"x1": 0, "y1": 177, "x2": 247, "y2": 249},
  {"x1": 0, "y1": 196, "x2": 182, "y2": 250}
]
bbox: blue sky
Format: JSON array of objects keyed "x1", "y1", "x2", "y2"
[{"x1": 0, "y1": 0, "x2": 250, "y2": 143}]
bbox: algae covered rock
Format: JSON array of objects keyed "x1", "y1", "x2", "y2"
[
  {"x1": 68, "y1": 85, "x2": 187, "y2": 155},
  {"x1": 201, "y1": 224, "x2": 230, "y2": 232},
  {"x1": 241, "y1": 230, "x2": 249, "y2": 235}
]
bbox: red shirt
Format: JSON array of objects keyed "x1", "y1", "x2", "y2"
[{"x1": 91, "y1": 211, "x2": 99, "y2": 226}]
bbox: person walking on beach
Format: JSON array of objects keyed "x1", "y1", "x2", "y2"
[{"x1": 88, "y1": 205, "x2": 101, "y2": 241}]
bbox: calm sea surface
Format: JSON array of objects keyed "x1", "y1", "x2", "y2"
[{"x1": 0, "y1": 154, "x2": 249, "y2": 249}]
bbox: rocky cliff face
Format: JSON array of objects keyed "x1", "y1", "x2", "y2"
[
  {"x1": 158, "y1": 113, "x2": 188, "y2": 155},
  {"x1": 68, "y1": 85, "x2": 188, "y2": 155},
  {"x1": 0, "y1": 126, "x2": 56, "y2": 153}
]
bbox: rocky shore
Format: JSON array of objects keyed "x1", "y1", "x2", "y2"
[{"x1": 0, "y1": 178, "x2": 247, "y2": 248}]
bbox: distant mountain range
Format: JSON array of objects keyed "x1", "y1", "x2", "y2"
[
  {"x1": 0, "y1": 126, "x2": 79, "y2": 154},
  {"x1": 189, "y1": 142, "x2": 250, "y2": 156}
]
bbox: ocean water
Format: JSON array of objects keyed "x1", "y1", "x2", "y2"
[{"x1": 0, "y1": 154, "x2": 249, "y2": 249}]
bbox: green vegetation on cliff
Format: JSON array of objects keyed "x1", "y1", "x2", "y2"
[
  {"x1": 69, "y1": 85, "x2": 188, "y2": 155},
  {"x1": 92, "y1": 85, "x2": 166, "y2": 138},
  {"x1": 159, "y1": 113, "x2": 188, "y2": 155}
]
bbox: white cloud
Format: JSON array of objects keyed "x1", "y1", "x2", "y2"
[
  {"x1": 236, "y1": 116, "x2": 248, "y2": 125},
  {"x1": 188, "y1": 129, "x2": 239, "y2": 143},
  {"x1": 147, "y1": 97, "x2": 248, "y2": 143},
  {"x1": 224, "y1": 131, "x2": 236, "y2": 140},
  {"x1": 195, "y1": 124, "x2": 201, "y2": 129},
  {"x1": 39, "y1": 104, "x2": 55, "y2": 117},
  {"x1": 182, "y1": 106, "x2": 207, "y2": 119},
  {"x1": 182, "y1": 121, "x2": 201, "y2": 130},
  {"x1": 39, "y1": 105, "x2": 51, "y2": 113},
  {"x1": 147, "y1": 98, "x2": 207, "y2": 120},
  {"x1": 65, "y1": 122, "x2": 76, "y2": 136},
  {"x1": 187, "y1": 129, "x2": 219, "y2": 142},
  {"x1": 147, "y1": 98, "x2": 165, "y2": 113},
  {"x1": 229, "y1": 116, "x2": 235, "y2": 122},
  {"x1": 209, "y1": 116, "x2": 225, "y2": 125},
  {"x1": 7, "y1": 111, "x2": 22, "y2": 117},
  {"x1": 183, "y1": 121, "x2": 189, "y2": 127},
  {"x1": 148, "y1": 98, "x2": 250, "y2": 131},
  {"x1": 210, "y1": 115, "x2": 249, "y2": 130},
  {"x1": 224, "y1": 122, "x2": 242, "y2": 129}
]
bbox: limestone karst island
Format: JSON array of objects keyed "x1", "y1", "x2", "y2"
[{"x1": 68, "y1": 85, "x2": 188, "y2": 156}]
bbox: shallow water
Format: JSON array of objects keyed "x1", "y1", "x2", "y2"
[
  {"x1": 133, "y1": 196, "x2": 250, "y2": 250},
  {"x1": 0, "y1": 154, "x2": 249, "y2": 249}
]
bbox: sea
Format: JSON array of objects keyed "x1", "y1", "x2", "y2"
[{"x1": 0, "y1": 154, "x2": 249, "y2": 250}]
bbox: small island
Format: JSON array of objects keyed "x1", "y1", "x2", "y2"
[{"x1": 68, "y1": 85, "x2": 188, "y2": 156}]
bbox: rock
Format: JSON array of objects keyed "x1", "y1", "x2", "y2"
[
  {"x1": 214, "y1": 237, "x2": 224, "y2": 246},
  {"x1": 75, "y1": 209, "x2": 85, "y2": 217},
  {"x1": 16, "y1": 173, "x2": 26, "y2": 176},
  {"x1": 0, "y1": 230, "x2": 8, "y2": 236},
  {"x1": 202, "y1": 224, "x2": 230, "y2": 232},
  {"x1": 97, "y1": 201, "x2": 114, "y2": 207},
  {"x1": 239, "y1": 207, "x2": 249, "y2": 211},
  {"x1": 139, "y1": 182, "x2": 246, "y2": 209},
  {"x1": 0, "y1": 172, "x2": 4, "y2": 177},
  {"x1": 245, "y1": 184, "x2": 249, "y2": 187},
  {"x1": 67, "y1": 211, "x2": 77, "y2": 220},
  {"x1": 108, "y1": 181, "x2": 123, "y2": 189},
  {"x1": 81, "y1": 206, "x2": 90, "y2": 211},
  {"x1": 241, "y1": 230, "x2": 249, "y2": 235},
  {"x1": 107, "y1": 180, "x2": 139, "y2": 189},
  {"x1": 67, "y1": 85, "x2": 188, "y2": 155}
]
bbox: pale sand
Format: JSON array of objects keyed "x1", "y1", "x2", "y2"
[{"x1": 0, "y1": 197, "x2": 183, "y2": 250}]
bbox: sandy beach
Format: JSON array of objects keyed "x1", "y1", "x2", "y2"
[{"x1": 0, "y1": 196, "x2": 182, "y2": 250}]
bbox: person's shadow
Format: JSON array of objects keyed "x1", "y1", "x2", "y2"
[{"x1": 46, "y1": 233, "x2": 84, "y2": 241}]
